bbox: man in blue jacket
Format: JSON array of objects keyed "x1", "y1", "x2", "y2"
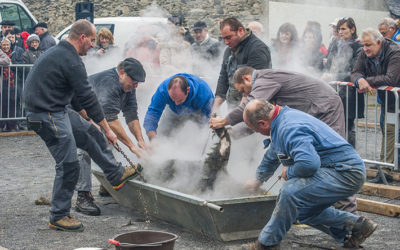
[
  {"x1": 143, "y1": 73, "x2": 214, "y2": 140},
  {"x1": 242, "y1": 99, "x2": 377, "y2": 250}
]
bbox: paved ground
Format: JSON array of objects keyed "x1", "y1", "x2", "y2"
[{"x1": 0, "y1": 135, "x2": 399, "y2": 250}]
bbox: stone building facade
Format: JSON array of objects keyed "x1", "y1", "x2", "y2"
[{"x1": 23, "y1": 0, "x2": 265, "y2": 37}]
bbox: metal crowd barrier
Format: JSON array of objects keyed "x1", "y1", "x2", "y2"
[
  {"x1": 0, "y1": 64, "x2": 33, "y2": 123},
  {"x1": 330, "y1": 81, "x2": 399, "y2": 173}
]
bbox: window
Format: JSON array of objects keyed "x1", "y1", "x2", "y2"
[{"x1": 0, "y1": 3, "x2": 35, "y2": 33}]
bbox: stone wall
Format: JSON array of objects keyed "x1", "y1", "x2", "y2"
[{"x1": 23, "y1": 0, "x2": 265, "y2": 37}]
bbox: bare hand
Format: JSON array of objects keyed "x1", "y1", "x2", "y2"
[
  {"x1": 105, "y1": 129, "x2": 117, "y2": 144},
  {"x1": 240, "y1": 96, "x2": 247, "y2": 104},
  {"x1": 245, "y1": 179, "x2": 263, "y2": 192},
  {"x1": 89, "y1": 119, "x2": 101, "y2": 131},
  {"x1": 281, "y1": 166, "x2": 289, "y2": 181},
  {"x1": 138, "y1": 140, "x2": 149, "y2": 151},
  {"x1": 321, "y1": 73, "x2": 331, "y2": 82},
  {"x1": 209, "y1": 117, "x2": 228, "y2": 129},
  {"x1": 130, "y1": 145, "x2": 146, "y2": 159},
  {"x1": 357, "y1": 78, "x2": 373, "y2": 94},
  {"x1": 97, "y1": 48, "x2": 105, "y2": 55}
]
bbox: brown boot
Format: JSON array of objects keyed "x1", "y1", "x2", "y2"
[
  {"x1": 343, "y1": 216, "x2": 377, "y2": 248},
  {"x1": 49, "y1": 215, "x2": 84, "y2": 232},
  {"x1": 112, "y1": 164, "x2": 143, "y2": 191},
  {"x1": 242, "y1": 240, "x2": 280, "y2": 250}
]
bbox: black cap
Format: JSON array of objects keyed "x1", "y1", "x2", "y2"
[
  {"x1": 0, "y1": 20, "x2": 15, "y2": 26},
  {"x1": 193, "y1": 21, "x2": 207, "y2": 31},
  {"x1": 123, "y1": 58, "x2": 146, "y2": 83},
  {"x1": 33, "y1": 22, "x2": 48, "y2": 29}
]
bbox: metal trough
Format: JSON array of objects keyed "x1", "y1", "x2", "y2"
[{"x1": 93, "y1": 170, "x2": 277, "y2": 242}]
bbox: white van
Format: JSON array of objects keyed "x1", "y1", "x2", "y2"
[
  {"x1": 0, "y1": 0, "x2": 37, "y2": 33},
  {"x1": 56, "y1": 17, "x2": 167, "y2": 47}
]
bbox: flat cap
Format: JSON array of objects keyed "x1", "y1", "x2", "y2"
[
  {"x1": 193, "y1": 21, "x2": 207, "y2": 31},
  {"x1": 123, "y1": 58, "x2": 146, "y2": 83},
  {"x1": 0, "y1": 20, "x2": 15, "y2": 26},
  {"x1": 33, "y1": 22, "x2": 48, "y2": 29}
]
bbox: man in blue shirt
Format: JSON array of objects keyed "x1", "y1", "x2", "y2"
[
  {"x1": 143, "y1": 73, "x2": 214, "y2": 140},
  {"x1": 378, "y1": 17, "x2": 400, "y2": 44},
  {"x1": 242, "y1": 99, "x2": 376, "y2": 250}
]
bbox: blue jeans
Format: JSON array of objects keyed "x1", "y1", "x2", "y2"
[
  {"x1": 258, "y1": 164, "x2": 365, "y2": 246},
  {"x1": 27, "y1": 109, "x2": 124, "y2": 221}
]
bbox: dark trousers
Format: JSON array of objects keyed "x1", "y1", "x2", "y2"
[{"x1": 27, "y1": 108, "x2": 124, "y2": 221}]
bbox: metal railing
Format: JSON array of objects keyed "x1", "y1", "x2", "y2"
[
  {"x1": 1, "y1": 66, "x2": 398, "y2": 174},
  {"x1": 330, "y1": 81, "x2": 399, "y2": 173},
  {"x1": 0, "y1": 64, "x2": 33, "y2": 123}
]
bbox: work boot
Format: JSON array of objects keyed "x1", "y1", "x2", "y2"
[
  {"x1": 241, "y1": 240, "x2": 280, "y2": 250},
  {"x1": 49, "y1": 215, "x2": 84, "y2": 232},
  {"x1": 75, "y1": 191, "x2": 101, "y2": 216},
  {"x1": 98, "y1": 184, "x2": 111, "y2": 197},
  {"x1": 368, "y1": 173, "x2": 393, "y2": 184},
  {"x1": 112, "y1": 164, "x2": 143, "y2": 191},
  {"x1": 343, "y1": 216, "x2": 377, "y2": 248}
]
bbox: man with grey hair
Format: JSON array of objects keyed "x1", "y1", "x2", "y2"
[
  {"x1": 378, "y1": 17, "x2": 400, "y2": 44},
  {"x1": 34, "y1": 22, "x2": 56, "y2": 51},
  {"x1": 23, "y1": 19, "x2": 142, "y2": 232},
  {"x1": 242, "y1": 99, "x2": 376, "y2": 250},
  {"x1": 352, "y1": 28, "x2": 400, "y2": 183},
  {"x1": 210, "y1": 66, "x2": 364, "y2": 213}
]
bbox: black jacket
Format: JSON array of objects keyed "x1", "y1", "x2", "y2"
[
  {"x1": 38, "y1": 31, "x2": 56, "y2": 52},
  {"x1": 351, "y1": 38, "x2": 400, "y2": 113},
  {"x1": 72, "y1": 68, "x2": 139, "y2": 124},
  {"x1": 23, "y1": 41, "x2": 105, "y2": 123},
  {"x1": 215, "y1": 31, "x2": 271, "y2": 106}
]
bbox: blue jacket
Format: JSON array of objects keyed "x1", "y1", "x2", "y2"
[
  {"x1": 143, "y1": 73, "x2": 214, "y2": 132},
  {"x1": 256, "y1": 106, "x2": 365, "y2": 182},
  {"x1": 392, "y1": 29, "x2": 400, "y2": 44}
]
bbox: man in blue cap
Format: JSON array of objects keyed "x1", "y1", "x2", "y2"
[{"x1": 72, "y1": 58, "x2": 148, "y2": 216}]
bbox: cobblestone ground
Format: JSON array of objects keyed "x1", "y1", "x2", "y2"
[{"x1": 0, "y1": 135, "x2": 399, "y2": 250}]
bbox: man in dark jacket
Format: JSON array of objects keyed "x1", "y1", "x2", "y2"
[
  {"x1": 0, "y1": 20, "x2": 14, "y2": 39},
  {"x1": 34, "y1": 22, "x2": 56, "y2": 52},
  {"x1": 72, "y1": 58, "x2": 148, "y2": 216},
  {"x1": 352, "y1": 28, "x2": 400, "y2": 183},
  {"x1": 191, "y1": 21, "x2": 221, "y2": 61},
  {"x1": 23, "y1": 20, "x2": 142, "y2": 232},
  {"x1": 212, "y1": 17, "x2": 271, "y2": 112}
]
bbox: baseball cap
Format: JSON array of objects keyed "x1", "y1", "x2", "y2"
[
  {"x1": 193, "y1": 21, "x2": 207, "y2": 31},
  {"x1": 123, "y1": 58, "x2": 146, "y2": 83}
]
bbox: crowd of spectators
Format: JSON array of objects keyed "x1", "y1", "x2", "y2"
[{"x1": 0, "y1": 20, "x2": 56, "y2": 132}]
